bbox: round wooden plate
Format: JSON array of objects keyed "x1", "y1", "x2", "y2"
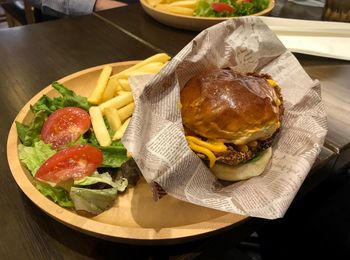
[
  {"x1": 7, "y1": 61, "x2": 247, "y2": 243},
  {"x1": 141, "y1": 0, "x2": 275, "y2": 31}
]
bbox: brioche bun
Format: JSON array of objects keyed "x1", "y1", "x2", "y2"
[
  {"x1": 181, "y1": 69, "x2": 281, "y2": 145},
  {"x1": 211, "y1": 147, "x2": 272, "y2": 181}
]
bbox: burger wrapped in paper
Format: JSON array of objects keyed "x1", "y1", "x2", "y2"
[{"x1": 180, "y1": 68, "x2": 284, "y2": 181}]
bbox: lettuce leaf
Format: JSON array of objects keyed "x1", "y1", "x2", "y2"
[
  {"x1": 195, "y1": 0, "x2": 216, "y2": 17},
  {"x1": 35, "y1": 181, "x2": 74, "y2": 208},
  {"x1": 74, "y1": 172, "x2": 128, "y2": 190},
  {"x1": 71, "y1": 172, "x2": 128, "y2": 214},
  {"x1": 195, "y1": 0, "x2": 269, "y2": 17},
  {"x1": 18, "y1": 140, "x2": 56, "y2": 175},
  {"x1": 99, "y1": 142, "x2": 129, "y2": 168},
  {"x1": 51, "y1": 82, "x2": 90, "y2": 111},
  {"x1": 70, "y1": 187, "x2": 119, "y2": 215},
  {"x1": 86, "y1": 131, "x2": 129, "y2": 168},
  {"x1": 16, "y1": 110, "x2": 47, "y2": 146}
]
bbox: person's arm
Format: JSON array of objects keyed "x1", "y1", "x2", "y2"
[
  {"x1": 94, "y1": 0, "x2": 127, "y2": 11},
  {"x1": 29, "y1": 0, "x2": 126, "y2": 17}
]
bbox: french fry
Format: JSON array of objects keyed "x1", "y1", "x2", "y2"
[
  {"x1": 89, "y1": 106, "x2": 111, "y2": 146},
  {"x1": 129, "y1": 62, "x2": 165, "y2": 75},
  {"x1": 162, "y1": 0, "x2": 182, "y2": 3},
  {"x1": 104, "y1": 107, "x2": 122, "y2": 132},
  {"x1": 110, "y1": 53, "x2": 170, "y2": 79},
  {"x1": 113, "y1": 84, "x2": 123, "y2": 96},
  {"x1": 139, "y1": 61, "x2": 163, "y2": 69},
  {"x1": 114, "y1": 63, "x2": 165, "y2": 83},
  {"x1": 128, "y1": 68, "x2": 163, "y2": 76},
  {"x1": 147, "y1": 0, "x2": 162, "y2": 7},
  {"x1": 151, "y1": 0, "x2": 181, "y2": 4},
  {"x1": 114, "y1": 62, "x2": 166, "y2": 80},
  {"x1": 87, "y1": 53, "x2": 171, "y2": 148},
  {"x1": 169, "y1": 0, "x2": 197, "y2": 9},
  {"x1": 113, "y1": 118, "x2": 131, "y2": 140},
  {"x1": 99, "y1": 92, "x2": 133, "y2": 112},
  {"x1": 155, "y1": 4, "x2": 194, "y2": 16},
  {"x1": 101, "y1": 78, "x2": 119, "y2": 102},
  {"x1": 88, "y1": 66, "x2": 113, "y2": 105},
  {"x1": 118, "y1": 78, "x2": 132, "y2": 91},
  {"x1": 117, "y1": 90, "x2": 132, "y2": 96},
  {"x1": 118, "y1": 102, "x2": 135, "y2": 122}
]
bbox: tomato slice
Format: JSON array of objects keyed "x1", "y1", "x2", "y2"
[
  {"x1": 35, "y1": 144, "x2": 103, "y2": 183},
  {"x1": 41, "y1": 107, "x2": 90, "y2": 149},
  {"x1": 211, "y1": 2, "x2": 235, "y2": 13}
]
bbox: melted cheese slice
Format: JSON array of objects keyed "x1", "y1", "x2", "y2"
[
  {"x1": 186, "y1": 136, "x2": 227, "y2": 168},
  {"x1": 187, "y1": 141, "x2": 216, "y2": 168},
  {"x1": 267, "y1": 79, "x2": 282, "y2": 107},
  {"x1": 267, "y1": 79, "x2": 277, "y2": 87},
  {"x1": 186, "y1": 136, "x2": 227, "y2": 152}
]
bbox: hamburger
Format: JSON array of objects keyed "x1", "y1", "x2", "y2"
[{"x1": 180, "y1": 68, "x2": 283, "y2": 181}]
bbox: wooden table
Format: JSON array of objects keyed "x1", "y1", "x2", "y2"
[{"x1": 1, "y1": 1, "x2": 349, "y2": 259}]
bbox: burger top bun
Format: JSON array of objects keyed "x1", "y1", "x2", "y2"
[
  {"x1": 180, "y1": 69, "x2": 281, "y2": 145},
  {"x1": 211, "y1": 147, "x2": 272, "y2": 181}
]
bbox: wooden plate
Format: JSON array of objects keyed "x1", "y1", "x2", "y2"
[
  {"x1": 7, "y1": 61, "x2": 247, "y2": 243},
  {"x1": 141, "y1": 0, "x2": 275, "y2": 31}
]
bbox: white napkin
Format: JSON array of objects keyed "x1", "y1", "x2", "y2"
[
  {"x1": 260, "y1": 16, "x2": 350, "y2": 61},
  {"x1": 288, "y1": 0, "x2": 325, "y2": 8}
]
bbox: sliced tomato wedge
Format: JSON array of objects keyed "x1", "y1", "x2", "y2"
[
  {"x1": 35, "y1": 144, "x2": 103, "y2": 183},
  {"x1": 41, "y1": 107, "x2": 90, "y2": 149},
  {"x1": 211, "y1": 2, "x2": 235, "y2": 13}
]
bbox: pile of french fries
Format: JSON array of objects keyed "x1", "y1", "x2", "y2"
[
  {"x1": 88, "y1": 53, "x2": 171, "y2": 146},
  {"x1": 146, "y1": 0, "x2": 198, "y2": 16}
]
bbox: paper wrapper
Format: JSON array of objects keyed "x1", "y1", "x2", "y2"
[{"x1": 122, "y1": 17, "x2": 328, "y2": 219}]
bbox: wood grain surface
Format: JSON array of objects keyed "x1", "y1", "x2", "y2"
[{"x1": 96, "y1": 4, "x2": 196, "y2": 56}]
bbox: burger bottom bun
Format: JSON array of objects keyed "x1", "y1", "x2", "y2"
[{"x1": 211, "y1": 147, "x2": 272, "y2": 181}]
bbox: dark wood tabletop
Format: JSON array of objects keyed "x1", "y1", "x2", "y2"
[
  {"x1": 0, "y1": 1, "x2": 349, "y2": 259},
  {"x1": 0, "y1": 14, "x2": 167, "y2": 260}
]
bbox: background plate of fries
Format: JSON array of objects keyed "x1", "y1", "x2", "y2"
[
  {"x1": 7, "y1": 55, "x2": 247, "y2": 242},
  {"x1": 141, "y1": 0, "x2": 275, "y2": 31}
]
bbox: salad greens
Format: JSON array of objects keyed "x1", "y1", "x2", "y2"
[
  {"x1": 71, "y1": 172, "x2": 128, "y2": 214},
  {"x1": 195, "y1": 0, "x2": 269, "y2": 17},
  {"x1": 17, "y1": 83, "x2": 133, "y2": 214},
  {"x1": 73, "y1": 172, "x2": 123, "y2": 187},
  {"x1": 70, "y1": 187, "x2": 121, "y2": 215},
  {"x1": 87, "y1": 128, "x2": 129, "y2": 168},
  {"x1": 18, "y1": 141, "x2": 56, "y2": 175},
  {"x1": 16, "y1": 82, "x2": 90, "y2": 146},
  {"x1": 36, "y1": 181, "x2": 74, "y2": 208}
]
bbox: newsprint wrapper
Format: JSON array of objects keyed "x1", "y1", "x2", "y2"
[{"x1": 123, "y1": 17, "x2": 328, "y2": 219}]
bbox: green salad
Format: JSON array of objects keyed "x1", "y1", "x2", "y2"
[
  {"x1": 195, "y1": 0, "x2": 269, "y2": 17},
  {"x1": 16, "y1": 82, "x2": 140, "y2": 215}
]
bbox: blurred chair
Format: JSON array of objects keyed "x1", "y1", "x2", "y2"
[
  {"x1": 0, "y1": 0, "x2": 56, "y2": 27},
  {"x1": 0, "y1": 5, "x2": 7, "y2": 24},
  {"x1": 0, "y1": 0, "x2": 33, "y2": 26}
]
